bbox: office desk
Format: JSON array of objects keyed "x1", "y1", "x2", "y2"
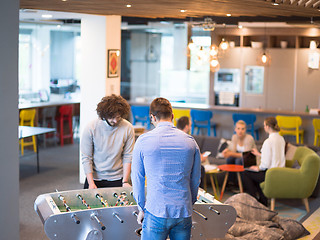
[{"x1": 19, "y1": 126, "x2": 55, "y2": 173}]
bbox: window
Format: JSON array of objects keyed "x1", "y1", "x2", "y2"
[{"x1": 19, "y1": 32, "x2": 32, "y2": 91}]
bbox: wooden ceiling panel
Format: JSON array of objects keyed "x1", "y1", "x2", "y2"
[{"x1": 20, "y1": 0, "x2": 320, "y2": 18}]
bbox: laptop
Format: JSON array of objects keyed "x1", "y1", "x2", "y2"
[{"x1": 242, "y1": 151, "x2": 257, "y2": 168}]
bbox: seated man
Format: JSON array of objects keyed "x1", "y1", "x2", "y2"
[{"x1": 177, "y1": 116, "x2": 207, "y2": 188}]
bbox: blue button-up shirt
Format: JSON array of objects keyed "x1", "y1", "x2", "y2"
[{"x1": 132, "y1": 122, "x2": 201, "y2": 218}]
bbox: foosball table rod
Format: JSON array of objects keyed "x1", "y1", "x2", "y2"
[{"x1": 91, "y1": 212, "x2": 106, "y2": 231}]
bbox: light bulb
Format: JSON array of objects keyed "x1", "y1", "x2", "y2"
[
  {"x1": 210, "y1": 45, "x2": 218, "y2": 57},
  {"x1": 310, "y1": 40, "x2": 318, "y2": 50},
  {"x1": 220, "y1": 39, "x2": 229, "y2": 51},
  {"x1": 261, "y1": 53, "x2": 268, "y2": 63},
  {"x1": 188, "y1": 40, "x2": 195, "y2": 50},
  {"x1": 210, "y1": 59, "x2": 219, "y2": 67},
  {"x1": 197, "y1": 46, "x2": 205, "y2": 58}
]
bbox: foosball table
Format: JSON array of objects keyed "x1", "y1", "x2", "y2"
[{"x1": 34, "y1": 187, "x2": 236, "y2": 240}]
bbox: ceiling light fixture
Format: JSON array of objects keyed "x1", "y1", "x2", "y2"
[
  {"x1": 226, "y1": 14, "x2": 231, "y2": 17},
  {"x1": 192, "y1": 17, "x2": 216, "y2": 31},
  {"x1": 41, "y1": 14, "x2": 53, "y2": 18},
  {"x1": 272, "y1": 2, "x2": 279, "y2": 5},
  {"x1": 180, "y1": 9, "x2": 187, "y2": 13},
  {"x1": 126, "y1": 4, "x2": 132, "y2": 8},
  {"x1": 61, "y1": 0, "x2": 67, "y2": 2}
]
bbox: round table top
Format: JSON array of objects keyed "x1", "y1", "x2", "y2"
[{"x1": 218, "y1": 164, "x2": 244, "y2": 172}]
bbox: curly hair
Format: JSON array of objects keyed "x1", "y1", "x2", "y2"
[{"x1": 96, "y1": 94, "x2": 130, "y2": 120}]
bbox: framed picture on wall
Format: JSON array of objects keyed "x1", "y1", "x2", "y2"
[
  {"x1": 244, "y1": 66, "x2": 264, "y2": 94},
  {"x1": 108, "y1": 49, "x2": 120, "y2": 78}
]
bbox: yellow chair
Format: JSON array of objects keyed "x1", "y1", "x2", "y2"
[
  {"x1": 20, "y1": 109, "x2": 37, "y2": 155},
  {"x1": 313, "y1": 118, "x2": 320, "y2": 147},
  {"x1": 276, "y1": 115, "x2": 304, "y2": 144},
  {"x1": 172, "y1": 108, "x2": 191, "y2": 126}
]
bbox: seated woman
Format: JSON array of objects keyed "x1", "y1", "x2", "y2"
[
  {"x1": 242, "y1": 117, "x2": 285, "y2": 206},
  {"x1": 222, "y1": 120, "x2": 257, "y2": 165}
]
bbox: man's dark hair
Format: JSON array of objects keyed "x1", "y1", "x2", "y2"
[
  {"x1": 150, "y1": 97, "x2": 172, "y2": 120},
  {"x1": 177, "y1": 116, "x2": 190, "y2": 130},
  {"x1": 96, "y1": 94, "x2": 130, "y2": 120}
]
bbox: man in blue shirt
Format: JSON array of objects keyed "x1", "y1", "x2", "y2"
[{"x1": 131, "y1": 97, "x2": 201, "y2": 240}]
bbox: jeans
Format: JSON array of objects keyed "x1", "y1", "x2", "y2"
[{"x1": 142, "y1": 211, "x2": 192, "y2": 240}]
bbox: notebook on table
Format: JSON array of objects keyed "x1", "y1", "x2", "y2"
[{"x1": 242, "y1": 151, "x2": 257, "y2": 168}]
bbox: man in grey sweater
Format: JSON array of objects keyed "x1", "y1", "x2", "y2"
[{"x1": 81, "y1": 95, "x2": 135, "y2": 189}]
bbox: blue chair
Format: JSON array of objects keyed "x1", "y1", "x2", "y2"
[
  {"x1": 190, "y1": 109, "x2": 217, "y2": 136},
  {"x1": 232, "y1": 113, "x2": 259, "y2": 140},
  {"x1": 131, "y1": 105, "x2": 151, "y2": 130}
]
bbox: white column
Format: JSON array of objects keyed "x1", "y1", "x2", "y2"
[
  {"x1": 173, "y1": 24, "x2": 188, "y2": 70},
  {"x1": 32, "y1": 26, "x2": 51, "y2": 92},
  {"x1": 79, "y1": 14, "x2": 121, "y2": 183},
  {"x1": 0, "y1": 0, "x2": 19, "y2": 239}
]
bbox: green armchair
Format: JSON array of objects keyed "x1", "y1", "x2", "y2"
[{"x1": 260, "y1": 146, "x2": 320, "y2": 212}]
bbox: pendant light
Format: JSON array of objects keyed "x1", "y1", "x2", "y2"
[
  {"x1": 260, "y1": 23, "x2": 271, "y2": 65},
  {"x1": 209, "y1": 44, "x2": 219, "y2": 72},
  {"x1": 219, "y1": 23, "x2": 229, "y2": 52},
  {"x1": 188, "y1": 38, "x2": 195, "y2": 50}
]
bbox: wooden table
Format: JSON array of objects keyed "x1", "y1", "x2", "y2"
[
  {"x1": 19, "y1": 126, "x2": 55, "y2": 173},
  {"x1": 218, "y1": 164, "x2": 245, "y2": 201},
  {"x1": 204, "y1": 166, "x2": 221, "y2": 199}
]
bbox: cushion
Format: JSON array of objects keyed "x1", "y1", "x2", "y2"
[
  {"x1": 285, "y1": 143, "x2": 297, "y2": 160},
  {"x1": 274, "y1": 216, "x2": 310, "y2": 240},
  {"x1": 201, "y1": 136, "x2": 222, "y2": 157},
  {"x1": 216, "y1": 138, "x2": 229, "y2": 158},
  {"x1": 224, "y1": 193, "x2": 278, "y2": 221},
  {"x1": 285, "y1": 143, "x2": 299, "y2": 168}
]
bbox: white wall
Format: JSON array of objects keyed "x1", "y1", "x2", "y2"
[
  {"x1": 217, "y1": 47, "x2": 320, "y2": 112},
  {"x1": 0, "y1": 0, "x2": 19, "y2": 239},
  {"x1": 79, "y1": 15, "x2": 121, "y2": 183},
  {"x1": 130, "y1": 32, "x2": 161, "y2": 101},
  {"x1": 106, "y1": 16, "x2": 122, "y2": 96}
]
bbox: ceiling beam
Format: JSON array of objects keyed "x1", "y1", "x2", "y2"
[{"x1": 305, "y1": 0, "x2": 319, "y2": 7}]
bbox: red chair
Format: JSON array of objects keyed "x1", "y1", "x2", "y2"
[{"x1": 56, "y1": 105, "x2": 73, "y2": 146}]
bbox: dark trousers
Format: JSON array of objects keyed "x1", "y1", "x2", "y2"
[
  {"x1": 84, "y1": 178, "x2": 122, "y2": 189},
  {"x1": 200, "y1": 165, "x2": 205, "y2": 189},
  {"x1": 241, "y1": 170, "x2": 268, "y2": 206}
]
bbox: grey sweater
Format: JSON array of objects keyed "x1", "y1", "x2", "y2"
[{"x1": 81, "y1": 118, "x2": 135, "y2": 181}]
